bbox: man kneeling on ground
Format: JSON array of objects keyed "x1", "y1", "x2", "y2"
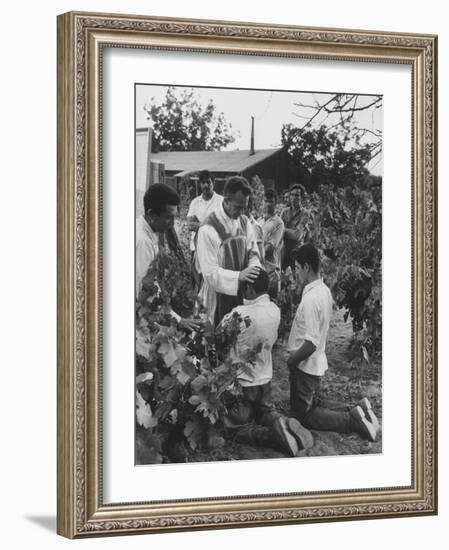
[
  {"x1": 219, "y1": 268, "x2": 313, "y2": 457},
  {"x1": 287, "y1": 243, "x2": 380, "y2": 441}
]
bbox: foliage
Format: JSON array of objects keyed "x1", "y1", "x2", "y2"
[
  {"x1": 291, "y1": 93, "x2": 382, "y2": 156},
  {"x1": 249, "y1": 175, "x2": 266, "y2": 218},
  {"x1": 281, "y1": 123, "x2": 373, "y2": 189},
  {"x1": 278, "y1": 119, "x2": 381, "y2": 358},
  {"x1": 144, "y1": 87, "x2": 236, "y2": 152},
  {"x1": 135, "y1": 250, "x2": 259, "y2": 463},
  {"x1": 275, "y1": 179, "x2": 382, "y2": 359}
]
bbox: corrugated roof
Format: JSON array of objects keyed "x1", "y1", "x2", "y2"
[{"x1": 151, "y1": 148, "x2": 282, "y2": 175}]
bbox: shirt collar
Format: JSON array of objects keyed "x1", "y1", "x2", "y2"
[
  {"x1": 200, "y1": 191, "x2": 216, "y2": 202},
  {"x1": 218, "y1": 202, "x2": 235, "y2": 225},
  {"x1": 243, "y1": 294, "x2": 271, "y2": 306},
  {"x1": 139, "y1": 215, "x2": 157, "y2": 240},
  {"x1": 302, "y1": 278, "x2": 323, "y2": 296}
]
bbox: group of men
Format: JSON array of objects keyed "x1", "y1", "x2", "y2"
[{"x1": 136, "y1": 170, "x2": 379, "y2": 458}]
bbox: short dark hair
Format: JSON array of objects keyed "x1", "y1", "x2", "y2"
[
  {"x1": 198, "y1": 169, "x2": 213, "y2": 182},
  {"x1": 223, "y1": 176, "x2": 251, "y2": 197},
  {"x1": 246, "y1": 268, "x2": 269, "y2": 294},
  {"x1": 264, "y1": 188, "x2": 277, "y2": 201},
  {"x1": 289, "y1": 183, "x2": 306, "y2": 196},
  {"x1": 143, "y1": 183, "x2": 180, "y2": 216},
  {"x1": 291, "y1": 243, "x2": 320, "y2": 273}
]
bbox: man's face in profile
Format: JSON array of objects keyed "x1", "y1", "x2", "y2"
[
  {"x1": 264, "y1": 196, "x2": 276, "y2": 217},
  {"x1": 150, "y1": 204, "x2": 178, "y2": 233},
  {"x1": 224, "y1": 191, "x2": 249, "y2": 219},
  {"x1": 295, "y1": 260, "x2": 308, "y2": 287}
]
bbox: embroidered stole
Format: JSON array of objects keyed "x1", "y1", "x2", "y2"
[{"x1": 201, "y1": 212, "x2": 249, "y2": 326}]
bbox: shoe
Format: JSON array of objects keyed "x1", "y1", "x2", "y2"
[
  {"x1": 357, "y1": 397, "x2": 380, "y2": 432},
  {"x1": 349, "y1": 405, "x2": 377, "y2": 442},
  {"x1": 287, "y1": 418, "x2": 314, "y2": 452},
  {"x1": 272, "y1": 417, "x2": 299, "y2": 457}
]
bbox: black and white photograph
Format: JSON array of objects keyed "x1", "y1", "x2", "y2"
[{"x1": 134, "y1": 83, "x2": 383, "y2": 465}]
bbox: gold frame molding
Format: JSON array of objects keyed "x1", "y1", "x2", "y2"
[{"x1": 57, "y1": 11, "x2": 438, "y2": 539}]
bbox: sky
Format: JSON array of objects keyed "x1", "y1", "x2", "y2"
[{"x1": 136, "y1": 84, "x2": 383, "y2": 175}]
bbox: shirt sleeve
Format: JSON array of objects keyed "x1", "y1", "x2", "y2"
[
  {"x1": 136, "y1": 239, "x2": 156, "y2": 297},
  {"x1": 246, "y1": 220, "x2": 262, "y2": 267},
  {"x1": 280, "y1": 208, "x2": 288, "y2": 224},
  {"x1": 196, "y1": 225, "x2": 240, "y2": 295},
  {"x1": 187, "y1": 198, "x2": 197, "y2": 218},
  {"x1": 264, "y1": 219, "x2": 285, "y2": 248},
  {"x1": 301, "y1": 300, "x2": 321, "y2": 347}
]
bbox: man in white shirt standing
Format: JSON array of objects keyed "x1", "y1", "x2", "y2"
[
  {"x1": 287, "y1": 243, "x2": 379, "y2": 441},
  {"x1": 186, "y1": 170, "x2": 223, "y2": 258},
  {"x1": 136, "y1": 183, "x2": 199, "y2": 331},
  {"x1": 220, "y1": 269, "x2": 313, "y2": 456},
  {"x1": 259, "y1": 188, "x2": 284, "y2": 298},
  {"x1": 195, "y1": 176, "x2": 262, "y2": 326},
  {"x1": 259, "y1": 188, "x2": 285, "y2": 269}
]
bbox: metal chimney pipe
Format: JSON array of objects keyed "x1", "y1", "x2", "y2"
[{"x1": 250, "y1": 116, "x2": 255, "y2": 155}]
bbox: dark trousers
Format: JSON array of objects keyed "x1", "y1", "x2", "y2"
[
  {"x1": 226, "y1": 383, "x2": 281, "y2": 448},
  {"x1": 228, "y1": 383, "x2": 280, "y2": 427},
  {"x1": 289, "y1": 368, "x2": 354, "y2": 433}
]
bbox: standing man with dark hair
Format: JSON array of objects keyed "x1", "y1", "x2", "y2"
[
  {"x1": 195, "y1": 175, "x2": 261, "y2": 325},
  {"x1": 260, "y1": 189, "x2": 285, "y2": 270},
  {"x1": 287, "y1": 243, "x2": 379, "y2": 441},
  {"x1": 136, "y1": 183, "x2": 199, "y2": 331},
  {"x1": 281, "y1": 183, "x2": 309, "y2": 270},
  {"x1": 186, "y1": 170, "x2": 223, "y2": 259},
  {"x1": 246, "y1": 195, "x2": 264, "y2": 261}
]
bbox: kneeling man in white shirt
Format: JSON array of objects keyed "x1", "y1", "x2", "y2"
[
  {"x1": 220, "y1": 269, "x2": 313, "y2": 456},
  {"x1": 287, "y1": 243, "x2": 379, "y2": 441}
]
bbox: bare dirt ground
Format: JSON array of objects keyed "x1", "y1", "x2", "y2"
[{"x1": 190, "y1": 309, "x2": 382, "y2": 463}]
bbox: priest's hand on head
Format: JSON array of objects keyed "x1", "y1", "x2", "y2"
[{"x1": 238, "y1": 265, "x2": 261, "y2": 283}]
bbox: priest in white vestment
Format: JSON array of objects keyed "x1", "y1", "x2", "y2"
[{"x1": 195, "y1": 176, "x2": 262, "y2": 326}]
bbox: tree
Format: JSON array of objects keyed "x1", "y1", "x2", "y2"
[
  {"x1": 144, "y1": 87, "x2": 235, "y2": 152},
  {"x1": 284, "y1": 93, "x2": 382, "y2": 185},
  {"x1": 281, "y1": 122, "x2": 373, "y2": 188},
  {"x1": 292, "y1": 93, "x2": 382, "y2": 162}
]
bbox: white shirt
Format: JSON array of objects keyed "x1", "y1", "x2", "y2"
[
  {"x1": 249, "y1": 216, "x2": 265, "y2": 261},
  {"x1": 187, "y1": 192, "x2": 223, "y2": 251},
  {"x1": 223, "y1": 294, "x2": 280, "y2": 387},
  {"x1": 287, "y1": 278, "x2": 333, "y2": 376},
  {"x1": 136, "y1": 215, "x2": 159, "y2": 297},
  {"x1": 259, "y1": 214, "x2": 285, "y2": 268},
  {"x1": 135, "y1": 215, "x2": 180, "y2": 322},
  {"x1": 195, "y1": 203, "x2": 261, "y2": 324}
]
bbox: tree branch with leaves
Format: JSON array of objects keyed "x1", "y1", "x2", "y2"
[{"x1": 144, "y1": 86, "x2": 236, "y2": 152}]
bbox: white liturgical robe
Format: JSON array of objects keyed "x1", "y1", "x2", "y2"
[{"x1": 195, "y1": 203, "x2": 261, "y2": 324}]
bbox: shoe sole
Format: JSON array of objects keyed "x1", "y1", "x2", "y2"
[
  {"x1": 351, "y1": 405, "x2": 377, "y2": 442},
  {"x1": 287, "y1": 418, "x2": 314, "y2": 451},
  {"x1": 358, "y1": 398, "x2": 380, "y2": 432},
  {"x1": 274, "y1": 418, "x2": 299, "y2": 457}
]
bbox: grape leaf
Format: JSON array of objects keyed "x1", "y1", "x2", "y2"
[
  {"x1": 136, "y1": 391, "x2": 157, "y2": 429},
  {"x1": 136, "y1": 372, "x2": 154, "y2": 385}
]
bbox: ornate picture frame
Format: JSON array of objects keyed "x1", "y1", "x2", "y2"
[{"x1": 57, "y1": 11, "x2": 437, "y2": 538}]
